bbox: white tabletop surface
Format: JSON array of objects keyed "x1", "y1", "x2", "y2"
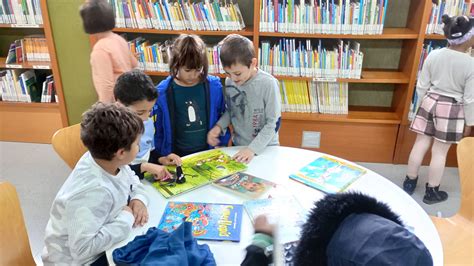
[{"x1": 107, "y1": 146, "x2": 442, "y2": 265}]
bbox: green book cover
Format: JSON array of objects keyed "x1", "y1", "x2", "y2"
[{"x1": 146, "y1": 149, "x2": 247, "y2": 198}]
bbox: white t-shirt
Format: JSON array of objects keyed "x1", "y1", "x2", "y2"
[
  {"x1": 42, "y1": 152, "x2": 148, "y2": 265},
  {"x1": 417, "y1": 48, "x2": 474, "y2": 125}
]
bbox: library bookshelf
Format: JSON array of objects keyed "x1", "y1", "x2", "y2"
[
  {"x1": 0, "y1": 0, "x2": 68, "y2": 143},
  {"x1": 94, "y1": 0, "x2": 467, "y2": 164}
]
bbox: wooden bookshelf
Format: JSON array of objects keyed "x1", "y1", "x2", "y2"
[
  {"x1": 89, "y1": 0, "x2": 454, "y2": 164},
  {"x1": 0, "y1": 0, "x2": 68, "y2": 143},
  {"x1": 424, "y1": 34, "x2": 446, "y2": 40},
  {"x1": 260, "y1": 28, "x2": 418, "y2": 39}
]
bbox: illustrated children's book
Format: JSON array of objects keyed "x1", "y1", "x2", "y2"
[
  {"x1": 243, "y1": 196, "x2": 307, "y2": 244},
  {"x1": 146, "y1": 149, "x2": 247, "y2": 198},
  {"x1": 213, "y1": 173, "x2": 277, "y2": 199},
  {"x1": 158, "y1": 201, "x2": 243, "y2": 242},
  {"x1": 289, "y1": 155, "x2": 366, "y2": 194}
]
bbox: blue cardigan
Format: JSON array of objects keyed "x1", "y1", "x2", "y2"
[{"x1": 152, "y1": 75, "x2": 230, "y2": 156}]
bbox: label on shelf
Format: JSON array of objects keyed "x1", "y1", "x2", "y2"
[
  {"x1": 5, "y1": 64, "x2": 22, "y2": 69},
  {"x1": 11, "y1": 24, "x2": 40, "y2": 28},
  {"x1": 33, "y1": 65, "x2": 50, "y2": 69},
  {"x1": 313, "y1": 77, "x2": 337, "y2": 82}
]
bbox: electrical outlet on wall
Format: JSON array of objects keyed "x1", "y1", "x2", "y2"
[{"x1": 301, "y1": 131, "x2": 321, "y2": 148}]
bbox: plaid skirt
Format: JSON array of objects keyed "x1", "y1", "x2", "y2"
[{"x1": 410, "y1": 93, "x2": 465, "y2": 143}]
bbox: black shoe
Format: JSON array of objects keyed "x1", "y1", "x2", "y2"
[
  {"x1": 403, "y1": 176, "x2": 418, "y2": 195},
  {"x1": 423, "y1": 183, "x2": 448, "y2": 204}
]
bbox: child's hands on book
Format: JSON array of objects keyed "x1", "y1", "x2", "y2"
[
  {"x1": 233, "y1": 147, "x2": 255, "y2": 164},
  {"x1": 142, "y1": 163, "x2": 173, "y2": 181},
  {"x1": 254, "y1": 215, "x2": 275, "y2": 237},
  {"x1": 207, "y1": 125, "x2": 221, "y2": 146},
  {"x1": 129, "y1": 199, "x2": 148, "y2": 227},
  {"x1": 158, "y1": 153, "x2": 182, "y2": 166}
]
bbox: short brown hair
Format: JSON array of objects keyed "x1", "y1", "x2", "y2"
[
  {"x1": 81, "y1": 102, "x2": 144, "y2": 160},
  {"x1": 169, "y1": 34, "x2": 208, "y2": 81},
  {"x1": 79, "y1": 0, "x2": 115, "y2": 34},
  {"x1": 219, "y1": 34, "x2": 255, "y2": 68}
]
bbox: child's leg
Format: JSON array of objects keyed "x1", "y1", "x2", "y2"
[
  {"x1": 407, "y1": 134, "x2": 433, "y2": 178},
  {"x1": 427, "y1": 139, "x2": 451, "y2": 187}
]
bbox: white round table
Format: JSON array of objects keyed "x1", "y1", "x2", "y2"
[{"x1": 107, "y1": 146, "x2": 442, "y2": 265}]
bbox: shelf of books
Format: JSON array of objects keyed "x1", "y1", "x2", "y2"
[
  {"x1": 98, "y1": 0, "x2": 470, "y2": 163},
  {"x1": 0, "y1": 0, "x2": 68, "y2": 143}
]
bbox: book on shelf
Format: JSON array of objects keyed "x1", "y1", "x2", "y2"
[
  {"x1": 108, "y1": 0, "x2": 246, "y2": 31},
  {"x1": 289, "y1": 155, "x2": 366, "y2": 194},
  {"x1": 279, "y1": 80, "x2": 348, "y2": 115},
  {"x1": 213, "y1": 172, "x2": 277, "y2": 199},
  {"x1": 243, "y1": 196, "x2": 307, "y2": 244},
  {"x1": 0, "y1": 0, "x2": 43, "y2": 25},
  {"x1": 259, "y1": 0, "x2": 388, "y2": 35},
  {"x1": 259, "y1": 39, "x2": 363, "y2": 79},
  {"x1": 145, "y1": 149, "x2": 247, "y2": 198},
  {"x1": 0, "y1": 69, "x2": 55, "y2": 103},
  {"x1": 426, "y1": 0, "x2": 472, "y2": 35},
  {"x1": 158, "y1": 201, "x2": 243, "y2": 241},
  {"x1": 4, "y1": 36, "x2": 50, "y2": 64}
]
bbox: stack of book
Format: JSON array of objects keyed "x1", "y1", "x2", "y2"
[
  {"x1": 109, "y1": 0, "x2": 246, "y2": 31},
  {"x1": 426, "y1": 0, "x2": 471, "y2": 35},
  {"x1": 260, "y1": 0, "x2": 388, "y2": 34},
  {"x1": 0, "y1": 0, "x2": 43, "y2": 25},
  {"x1": 0, "y1": 70, "x2": 56, "y2": 103},
  {"x1": 259, "y1": 39, "x2": 363, "y2": 79},
  {"x1": 5, "y1": 37, "x2": 49, "y2": 64},
  {"x1": 280, "y1": 80, "x2": 348, "y2": 114}
]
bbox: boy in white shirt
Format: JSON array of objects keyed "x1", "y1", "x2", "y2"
[{"x1": 42, "y1": 103, "x2": 149, "y2": 265}]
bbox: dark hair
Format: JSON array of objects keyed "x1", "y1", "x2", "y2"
[
  {"x1": 219, "y1": 34, "x2": 255, "y2": 68},
  {"x1": 442, "y1": 14, "x2": 473, "y2": 40},
  {"x1": 81, "y1": 102, "x2": 144, "y2": 160},
  {"x1": 169, "y1": 34, "x2": 208, "y2": 81},
  {"x1": 114, "y1": 70, "x2": 158, "y2": 106},
  {"x1": 79, "y1": 0, "x2": 115, "y2": 34}
]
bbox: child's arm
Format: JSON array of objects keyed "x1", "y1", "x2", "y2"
[
  {"x1": 90, "y1": 49, "x2": 115, "y2": 103},
  {"x1": 463, "y1": 67, "x2": 474, "y2": 127},
  {"x1": 242, "y1": 215, "x2": 275, "y2": 265},
  {"x1": 247, "y1": 79, "x2": 282, "y2": 155},
  {"x1": 65, "y1": 188, "x2": 134, "y2": 262},
  {"x1": 415, "y1": 54, "x2": 433, "y2": 109}
]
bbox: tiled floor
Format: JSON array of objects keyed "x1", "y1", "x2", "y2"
[{"x1": 0, "y1": 141, "x2": 461, "y2": 264}]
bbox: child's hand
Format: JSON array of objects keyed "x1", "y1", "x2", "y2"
[
  {"x1": 142, "y1": 163, "x2": 172, "y2": 181},
  {"x1": 122, "y1": 205, "x2": 133, "y2": 214},
  {"x1": 207, "y1": 126, "x2": 221, "y2": 146},
  {"x1": 129, "y1": 199, "x2": 148, "y2": 227},
  {"x1": 254, "y1": 215, "x2": 275, "y2": 237},
  {"x1": 232, "y1": 147, "x2": 255, "y2": 164},
  {"x1": 159, "y1": 153, "x2": 182, "y2": 166}
]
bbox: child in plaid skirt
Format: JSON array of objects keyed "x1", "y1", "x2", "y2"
[{"x1": 403, "y1": 15, "x2": 474, "y2": 204}]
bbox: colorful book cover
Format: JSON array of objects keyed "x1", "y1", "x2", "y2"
[
  {"x1": 213, "y1": 172, "x2": 277, "y2": 199},
  {"x1": 158, "y1": 201, "x2": 243, "y2": 242},
  {"x1": 289, "y1": 155, "x2": 366, "y2": 194},
  {"x1": 244, "y1": 196, "x2": 306, "y2": 244},
  {"x1": 146, "y1": 149, "x2": 247, "y2": 198}
]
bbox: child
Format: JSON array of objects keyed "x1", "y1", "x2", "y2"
[
  {"x1": 242, "y1": 193, "x2": 433, "y2": 266},
  {"x1": 207, "y1": 34, "x2": 282, "y2": 163},
  {"x1": 80, "y1": 0, "x2": 138, "y2": 103},
  {"x1": 42, "y1": 103, "x2": 149, "y2": 265},
  {"x1": 403, "y1": 15, "x2": 474, "y2": 204},
  {"x1": 153, "y1": 34, "x2": 229, "y2": 162},
  {"x1": 114, "y1": 70, "x2": 172, "y2": 181}
]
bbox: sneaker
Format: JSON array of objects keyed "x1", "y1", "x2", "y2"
[
  {"x1": 403, "y1": 176, "x2": 418, "y2": 195},
  {"x1": 423, "y1": 183, "x2": 448, "y2": 204}
]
